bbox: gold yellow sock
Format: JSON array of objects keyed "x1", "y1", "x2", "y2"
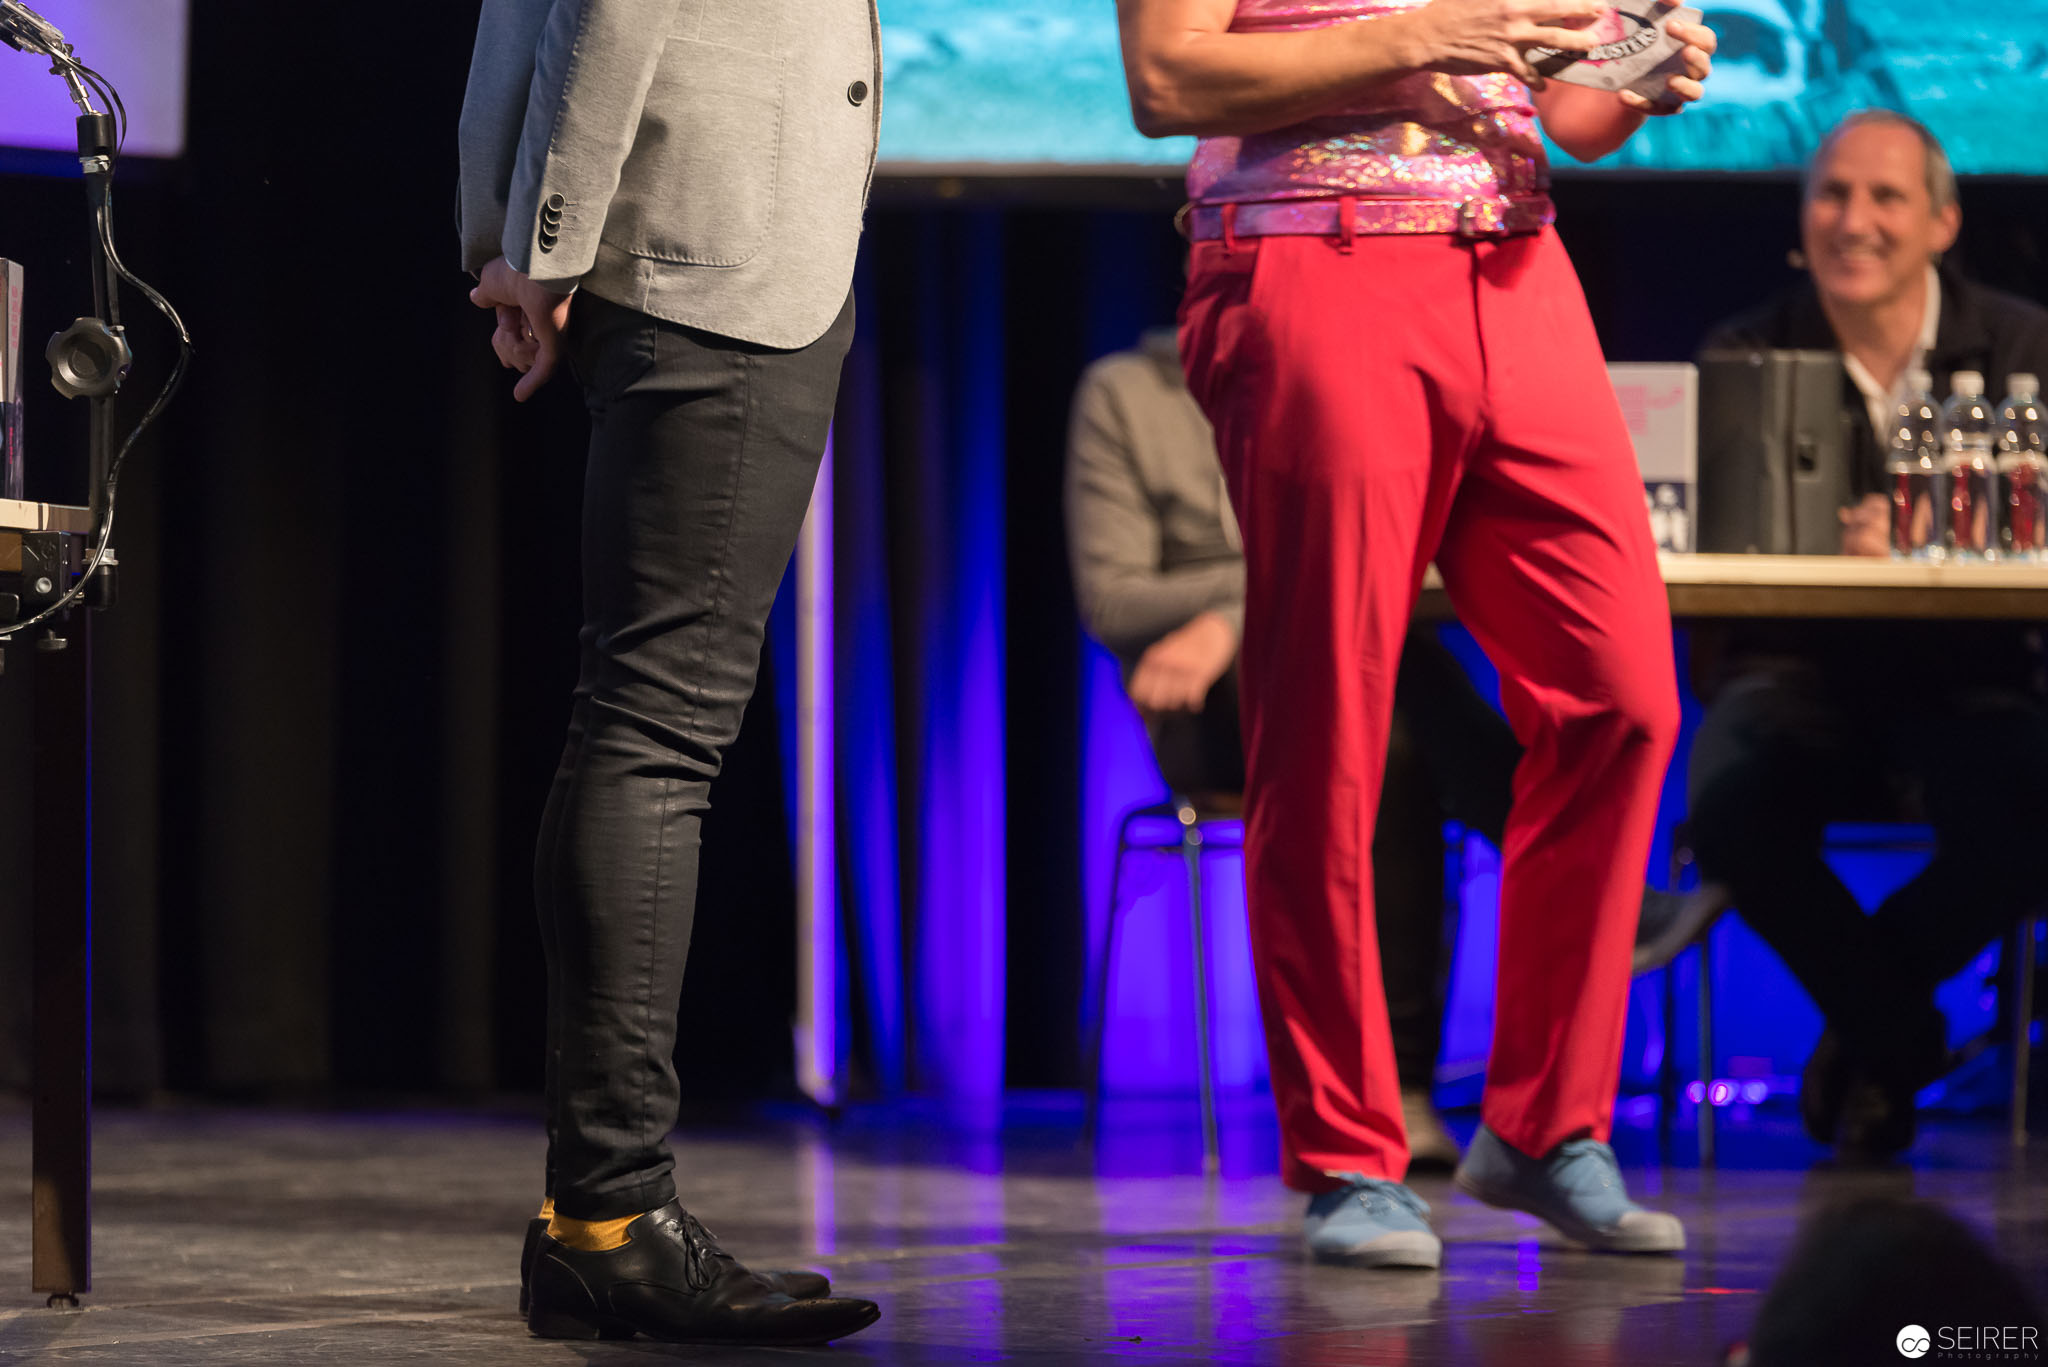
[
  {"x1": 547, "y1": 1212, "x2": 638, "y2": 1252},
  {"x1": 537, "y1": 1197, "x2": 555, "y2": 1221}
]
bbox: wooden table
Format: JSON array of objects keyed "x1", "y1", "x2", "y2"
[{"x1": 1418, "y1": 552, "x2": 2048, "y2": 621}]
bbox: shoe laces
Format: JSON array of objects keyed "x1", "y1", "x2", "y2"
[
  {"x1": 655, "y1": 1209, "x2": 741, "y2": 1293},
  {"x1": 1335, "y1": 1174, "x2": 1430, "y2": 1222}
]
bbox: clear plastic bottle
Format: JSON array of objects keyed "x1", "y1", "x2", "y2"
[
  {"x1": 1997, "y1": 372, "x2": 2046, "y2": 561},
  {"x1": 1943, "y1": 370, "x2": 1997, "y2": 560},
  {"x1": 1888, "y1": 369, "x2": 1946, "y2": 559}
]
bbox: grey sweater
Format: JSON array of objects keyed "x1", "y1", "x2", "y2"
[{"x1": 1064, "y1": 329, "x2": 1245, "y2": 669}]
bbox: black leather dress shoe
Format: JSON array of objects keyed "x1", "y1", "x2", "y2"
[
  {"x1": 519, "y1": 1216, "x2": 829, "y2": 1313},
  {"x1": 527, "y1": 1201, "x2": 879, "y2": 1345},
  {"x1": 1800, "y1": 1027, "x2": 1853, "y2": 1146},
  {"x1": 1801, "y1": 1018, "x2": 1949, "y2": 1156}
]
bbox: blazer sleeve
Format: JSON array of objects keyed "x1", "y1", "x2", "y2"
[
  {"x1": 504, "y1": 0, "x2": 689, "y2": 290},
  {"x1": 456, "y1": 0, "x2": 553, "y2": 275}
]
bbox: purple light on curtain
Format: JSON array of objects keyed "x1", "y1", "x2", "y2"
[
  {"x1": 0, "y1": 0, "x2": 188, "y2": 157},
  {"x1": 834, "y1": 261, "x2": 904, "y2": 1094},
  {"x1": 911, "y1": 216, "x2": 1007, "y2": 1098},
  {"x1": 1079, "y1": 642, "x2": 1266, "y2": 1095}
]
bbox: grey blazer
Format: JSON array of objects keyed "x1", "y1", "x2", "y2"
[{"x1": 458, "y1": 0, "x2": 880, "y2": 350}]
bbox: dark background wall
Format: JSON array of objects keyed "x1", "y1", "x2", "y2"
[{"x1": 0, "y1": 3, "x2": 2041, "y2": 1102}]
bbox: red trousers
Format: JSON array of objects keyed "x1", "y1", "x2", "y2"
[{"x1": 1178, "y1": 228, "x2": 1679, "y2": 1189}]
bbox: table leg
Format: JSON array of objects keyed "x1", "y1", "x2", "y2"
[{"x1": 32, "y1": 620, "x2": 91, "y2": 1303}]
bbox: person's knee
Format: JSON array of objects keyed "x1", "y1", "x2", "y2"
[
  {"x1": 1623, "y1": 676, "x2": 1682, "y2": 755},
  {"x1": 1595, "y1": 664, "x2": 1682, "y2": 764},
  {"x1": 1684, "y1": 751, "x2": 1820, "y2": 879}
]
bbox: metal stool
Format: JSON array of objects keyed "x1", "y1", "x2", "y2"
[{"x1": 1081, "y1": 793, "x2": 1243, "y2": 1172}]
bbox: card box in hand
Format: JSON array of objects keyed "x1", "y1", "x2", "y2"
[{"x1": 1529, "y1": 2, "x2": 1702, "y2": 103}]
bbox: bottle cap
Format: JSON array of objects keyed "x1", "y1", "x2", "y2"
[
  {"x1": 1908, "y1": 368, "x2": 1934, "y2": 394},
  {"x1": 2009, "y1": 373, "x2": 2039, "y2": 398},
  {"x1": 1952, "y1": 370, "x2": 1985, "y2": 397}
]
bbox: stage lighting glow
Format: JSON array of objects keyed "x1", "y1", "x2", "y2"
[{"x1": 0, "y1": 0, "x2": 187, "y2": 158}]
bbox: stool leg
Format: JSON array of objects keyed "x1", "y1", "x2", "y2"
[
  {"x1": 2014, "y1": 918, "x2": 2038, "y2": 1148},
  {"x1": 1698, "y1": 934, "x2": 1715, "y2": 1168},
  {"x1": 1182, "y1": 821, "x2": 1220, "y2": 1174},
  {"x1": 1083, "y1": 831, "x2": 1136, "y2": 1151}
]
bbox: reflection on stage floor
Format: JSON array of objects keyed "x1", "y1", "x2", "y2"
[{"x1": 0, "y1": 1094, "x2": 2038, "y2": 1364}]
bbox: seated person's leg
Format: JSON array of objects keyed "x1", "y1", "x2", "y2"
[
  {"x1": 1147, "y1": 665, "x2": 1246, "y2": 800},
  {"x1": 1687, "y1": 668, "x2": 1944, "y2": 1144},
  {"x1": 1391, "y1": 627, "x2": 1519, "y2": 848},
  {"x1": 1833, "y1": 691, "x2": 2048, "y2": 1152},
  {"x1": 1876, "y1": 691, "x2": 2048, "y2": 985}
]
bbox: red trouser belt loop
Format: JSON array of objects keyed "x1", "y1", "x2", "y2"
[
  {"x1": 1221, "y1": 203, "x2": 1240, "y2": 255},
  {"x1": 1336, "y1": 195, "x2": 1357, "y2": 253}
]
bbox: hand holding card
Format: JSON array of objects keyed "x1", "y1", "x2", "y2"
[{"x1": 1528, "y1": 1, "x2": 1707, "y2": 105}]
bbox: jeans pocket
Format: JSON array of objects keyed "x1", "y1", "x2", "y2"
[{"x1": 570, "y1": 294, "x2": 660, "y2": 406}]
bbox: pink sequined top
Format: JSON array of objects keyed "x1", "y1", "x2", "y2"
[{"x1": 1187, "y1": 0, "x2": 1552, "y2": 231}]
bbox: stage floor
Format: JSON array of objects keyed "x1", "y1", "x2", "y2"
[{"x1": 0, "y1": 1096, "x2": 2039, "y2": 1364}]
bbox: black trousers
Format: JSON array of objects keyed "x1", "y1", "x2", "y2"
[
  {"x1": 1150, "y1": 627, "x2": 1522, "y2": 1090},
  {"x1": 536, "y1": 290, "x2": 855, "y2": 1221},
  {"x1": 1686, "y1": 664, "x2": 2048, "y2": 1066}
]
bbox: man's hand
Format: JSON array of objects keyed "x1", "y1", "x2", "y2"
[
  {"x1": 1404, "y1": 0, "x2": 1604, "y2": 81},
  {"x1": 471, "y1": 256, "x2": 574, "y2": 402},
  {"x1": 1839, "y1": 492, "x2": 1892, "y2": 557},
  {"x1": 1129, "y1": 611, "x2": 1239, "y2": 716},
  {"x1": 1618, "y1": 7, "x2": 1716, "y2": 114}
]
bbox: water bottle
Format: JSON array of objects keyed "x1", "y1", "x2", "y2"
[
  {"x1": 1888, "y1": 369, "x2": 1946, "y2": 558},
  {"x1": 1943, "y1": 370, "x2": 1997, "y2": 560},
  {"x1": 1997, "y1": 373, "x2": 2046, "y2": 560}
]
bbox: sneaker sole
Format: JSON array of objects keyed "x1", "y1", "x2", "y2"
[
  {"x1": 1452, "y1": 1171, "x2": 1684, "y2": 1255},
  {"x1": 1305, "y1": 1230, "x2": 1443, "y2": 1270}
]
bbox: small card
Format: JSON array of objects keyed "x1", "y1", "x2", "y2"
[{"x1": 1528, "y1": 2, "x2": 1702, "y2": 103}]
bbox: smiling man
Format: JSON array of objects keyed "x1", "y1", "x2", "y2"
[
  {"x1": 1703, "y1": 110, "x2": 2048, "y2": 552},
  {"x1": 1681, "y1": 111, "x2": 2048, "y2": 1159}
]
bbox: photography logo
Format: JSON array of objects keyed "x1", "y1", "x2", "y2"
[{"x1": 1898, "y1": 1325, "x2": 1931, "y2": 1359}]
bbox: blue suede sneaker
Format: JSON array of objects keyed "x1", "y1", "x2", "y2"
[
  {"x1": 1453, "y1": 1125, "x2": 1684, "y2": 1254},
  {"x1": 1302, "y1": 1175, "x2": 1441, "y2": 1268}
]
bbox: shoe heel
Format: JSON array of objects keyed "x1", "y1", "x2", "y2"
[
  {"x1": 527, "y1": 1305, "x2": 635, "y2": 1340},
  {"x1": 527, "y1": 1254, "x2": 635, "y2": 1340}
]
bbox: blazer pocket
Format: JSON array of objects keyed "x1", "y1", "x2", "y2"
[{"x1": 611, "y1": 39, "x2": 786, "y2": 268}]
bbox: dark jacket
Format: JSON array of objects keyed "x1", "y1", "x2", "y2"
[
  {"x1": 1701, "y1": 258, "x2": 2048, "y2": 498},
  {"x1": 1693, "y1": 261, "x2": 2048, "y2": 707}
]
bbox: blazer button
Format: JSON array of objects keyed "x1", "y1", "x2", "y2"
[
  {"x1": 546, "y1": 193, "x2": 565, "y2": 210},
  {"x1": 847, "y1": 80, "x2": 869, "y2": 106}
]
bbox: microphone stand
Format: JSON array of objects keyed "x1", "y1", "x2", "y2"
[
  {"x1": 78, "y1": 108, "x2": 123, "y2": 526},
  {"x1": 27, "y1": 84, "x2": 130, "y2": 1314}
]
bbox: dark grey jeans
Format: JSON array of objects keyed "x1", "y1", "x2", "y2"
[{"x1": 536, "y1": 288, "x2": 854, "y2": 1221}]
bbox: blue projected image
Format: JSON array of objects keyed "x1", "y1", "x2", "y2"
[{"x1": 877, "y1": 0, "x2": 2048, "y2": 174}]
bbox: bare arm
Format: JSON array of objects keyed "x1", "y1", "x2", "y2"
[{"x1": 1115, "y1": 0, "x2": 1605, "y2": 139}]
